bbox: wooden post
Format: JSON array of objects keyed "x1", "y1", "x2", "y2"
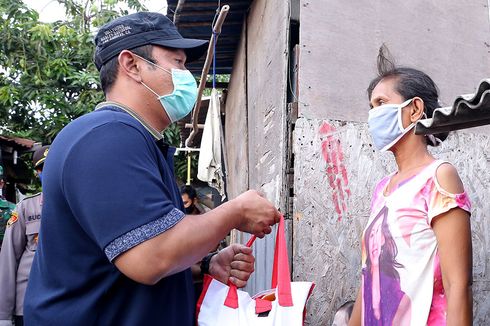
[{"x1": 185, "y1": 5, "x2": 230, "y2": 147}]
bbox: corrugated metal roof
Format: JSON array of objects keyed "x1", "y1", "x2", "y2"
[
  {"x1": 0, "y1": 135, "x2": 36, "y2": 150},
  {"x1": 415, "y1": 79, "x2": 490, "y2": 135},
  {"x1": 167, "y1": 0, "x2": 252, "y2": 75}
]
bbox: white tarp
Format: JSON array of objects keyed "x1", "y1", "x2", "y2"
[{"x1": 198, "y1": 88, "x2": 225, "y2": 198}]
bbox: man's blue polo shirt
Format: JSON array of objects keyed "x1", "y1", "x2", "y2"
[{"x1": 24, "y1": 104, "x2": 194, "y2": 325}]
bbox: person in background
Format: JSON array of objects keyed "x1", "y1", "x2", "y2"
[
  {"x1": 24, "y1": 12, "x2": 280, "y2": 326},
  {"x1": 0, "y1": 145, "x2": 49, "y2": 326},
  {"x1": 181, "y1": 184, "x2": 227, "y2": 302},
  {"x1": 181, "y1": 185, "x2": 201, "y2": 215},
  {"x1": 0, "y1": 168, "x2": 15, "y2": 252},
  {"x1": 0, "y1": 167, "x2": 6, "y2": 200},
  {"x1": 348, "y1": 47, "x2": 472, "y2": 325}
]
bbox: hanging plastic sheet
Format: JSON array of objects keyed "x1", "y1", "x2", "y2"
[{"x1": 197, "y1": 88, "x2": 225, "y2": 198}]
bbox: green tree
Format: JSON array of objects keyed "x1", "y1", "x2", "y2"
[
  {"x1": 0, "y1": 0, "x2": 147, "y2": 143},
  {"x1": 0, "y1": 0, "x2": 228, "y2": 183}
]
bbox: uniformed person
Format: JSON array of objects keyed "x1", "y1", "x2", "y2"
[
  {"x1": 0, "y1": 145, "x2": 49, "y2": 326},
  {"x1": 0, "y1": 202, "x2": 15, "y2": 253},
  {"x1": 0, "y1": 199, "x2": 16, "y2": 253},
  {"x1": 0, "y1": 167, "x2": 16, "y2": 251}
]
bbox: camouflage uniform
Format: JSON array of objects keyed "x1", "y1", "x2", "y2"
[
  {"x1": 0, "y1": 193, "x2": 42, "y2": 325},
  {"x1": 0, "y1": 199, "x2": 15, "y2": 252}
]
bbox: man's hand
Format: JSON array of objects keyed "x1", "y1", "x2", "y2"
[
  {"x1": 234, "y1": 190, "x2": 281, "y2": 238},
  {"x1": 209, "y1": 244, "x2": 254, "y2": 288}
]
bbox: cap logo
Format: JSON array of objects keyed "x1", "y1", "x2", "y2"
[{"x1": 99, "y1": 24, "x2": 132, "y2": 45}]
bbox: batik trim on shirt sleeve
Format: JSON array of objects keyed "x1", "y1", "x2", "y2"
[
  {"x1": 426, "y1": 177, "x2": 472, "y2": 224},
  {"x1": 104, "y1": 208, "x2": 185, "y2": 262}
]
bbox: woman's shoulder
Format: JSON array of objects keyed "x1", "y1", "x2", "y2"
[{"x1": 433, "y1": 161, "x2": 465, "y2": 194}]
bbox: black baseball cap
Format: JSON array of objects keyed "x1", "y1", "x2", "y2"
[
  {"x1": 32, "y1": 145, "x2": 50, "y2": 169},
  {"x1": 94, "y1": 12, "x2": 208, "y2": 70}
]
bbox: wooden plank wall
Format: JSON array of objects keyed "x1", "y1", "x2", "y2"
[
  {"x1": 224, "y1": 16, "x2": 248, "y2": 202},
  {"x1": 243, "y1": 0, "x2": 289, "y2": 294},
  {"x1": 224, "y1": 0, "x2": 290, "y2": 295}
]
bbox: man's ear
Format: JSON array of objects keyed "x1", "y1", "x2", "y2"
[
  {"x1": 118, "y1": 50, "x2": 143, "y2": 83},
  {"x1": 410, "y1": 97, "x2": 425, "y2": 122}
]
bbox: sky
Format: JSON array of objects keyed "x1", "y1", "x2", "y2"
[{"x1": 22, "y1": 0, "x2": 168, "y2": 22}]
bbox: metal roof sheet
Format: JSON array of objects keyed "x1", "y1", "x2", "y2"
[
  {"x1": 0, "y1": 135, "x2": 36, "y2": 150},
  {"x1": 167, "y1": 0, "x2": 252, "y2": 75},
  {"x1": 415, "y1": 79, "x2": 490, "y2": 135}
]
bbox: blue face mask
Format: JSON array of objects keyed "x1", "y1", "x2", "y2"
[
  {"x1": 138, "y1": 55, "x2": 197, "y2": 123},
  {"x1": 368, "y1": 98, "x2": 415, "y2": 152}
]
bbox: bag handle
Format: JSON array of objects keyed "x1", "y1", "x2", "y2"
[
  {"x1": 271, "y1": 214, "x2": 293, "y2": 306},
  {"x1": 223, "y1": 215, "x2": 293, "y2": 309},
  {"x1": 223, "y1": 235, "x2": 256, "y2": 308}
]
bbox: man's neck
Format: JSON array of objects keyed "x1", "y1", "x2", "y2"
[{"x1": 106, "y1": 92, "x2": 170, "y2": 132}]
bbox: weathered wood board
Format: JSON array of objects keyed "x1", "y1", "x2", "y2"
[
  {"x1": 225, "y1": 0, "x2": 291, "y2": 294},
  {"x1": 224, "y1": 17, "x2": 248, "y2": 201}
]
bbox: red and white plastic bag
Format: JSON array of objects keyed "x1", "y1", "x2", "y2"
[{"x1": 196, "y1": 215, "x2": 315, "y2": 325}]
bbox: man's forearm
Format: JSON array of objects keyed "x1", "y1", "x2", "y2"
[{"x1": 114, "y1": 200, "x2": 240, "y2": 284}]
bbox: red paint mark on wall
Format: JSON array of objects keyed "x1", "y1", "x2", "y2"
[{"x1": 319, "y1": 122, "x2": 350, "y2": 221}]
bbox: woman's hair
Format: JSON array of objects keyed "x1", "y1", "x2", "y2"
[
  {"x1": 367, "y1": 44, "x2": 448, "y2": 145},
  {"x1": 364, "y1": 206, "x2": 403, "y2": 280}
]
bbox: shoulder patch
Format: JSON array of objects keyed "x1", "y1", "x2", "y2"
[
  {"x1": 7, "y1": 211, "x2": 18, "y2": 226},
  {"x1": 24, "y1": 192, "x2": 42, "y2": 200}
]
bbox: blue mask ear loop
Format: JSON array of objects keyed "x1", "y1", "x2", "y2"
[
  {"x1": 134, "y1": 53, "x2": 173, "y2": 98},
  {"x1": 212, "y1": 31, "x2": 218, "y2": 89},
  {"x1": 211, "y1": 0, "x2": 220, "y2": 89}
]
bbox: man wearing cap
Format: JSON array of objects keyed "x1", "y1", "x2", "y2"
[
  {"x1": 0, "y1": 145, "x2": 49, "y2": 326},
  {"x1": 24, "y1": 12, "x2": 280, "y2": 326}
]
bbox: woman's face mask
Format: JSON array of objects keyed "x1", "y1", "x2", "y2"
[
  {"x1": 136, "y1": 55, "x2": 198, "y2": 123},
  {"x1": 367, "y1": 98, "x2": 415, "y2": 152}
]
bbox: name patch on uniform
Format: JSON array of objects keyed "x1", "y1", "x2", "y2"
[
  {"x1": 27, "y1": 214, "x2": 41, "y2": 222},
  {"x1": 7, "y1": 212, "x2": 18, "y2": 226}
]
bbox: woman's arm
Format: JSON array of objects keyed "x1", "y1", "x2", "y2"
[
  {"x1": 432, "y1": 163, "x2": 472, "y2": 326},
  {"x1": 348, "y1": 287, "x2": 362, "y2": 326}
]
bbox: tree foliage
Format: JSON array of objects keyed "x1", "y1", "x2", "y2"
[
  {"x1": 0, "y1": 0, "x2": 230, "y2": 183},
  {"x1": 0, "y1": 0, "x2": 148, "y2": 143}
]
